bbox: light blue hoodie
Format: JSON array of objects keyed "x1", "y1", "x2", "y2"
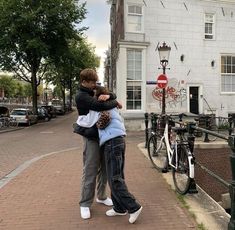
[{"x1": 98, "y1": 108, "x2": 126, "y2": 146}]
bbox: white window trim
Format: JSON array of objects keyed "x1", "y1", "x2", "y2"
[
  {"x1": 204, "y1": 13, "x2": 216, "y2": 40},
  {"x1": 116, "y1": 42, "x2": 148, "y2": 113},
  {"x1": 126, "y1": 49, "x2": 143, "y2": 111},
  {"x1": 125, "y1": 3, "x2": 144, "y2": 34},
  {"x1": 220, "y1": 54, "x2": 235, "y2": 94}
]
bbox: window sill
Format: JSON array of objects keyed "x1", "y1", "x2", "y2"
[
  {"x1": 126, "y1": 31, "x2": 144, "y2": 34},
  {"x1": 203, "y1": 38, "x2": 216, "y2": 41}
]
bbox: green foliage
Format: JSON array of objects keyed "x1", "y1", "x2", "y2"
[
  {"x1": 45, "y1": 37, "x2": 99, "y2": 85},
  {"x1": 0, "y1": 74, "x2": 16, "y2": 97},
  {"x1": 197, "y1": 223, "x2": 207, "y2": 230},
  {"x1": 23, "y1": 83, "x2": 32, "y2": 98},
  {"x1": 176, "y1": 193, "x2": 207, "y2": 230},
  {"x1": 0, "y1": 0, "x2": 87, "y2": 113},
  {"x1": 53, "y1": 85, "x2": 63, "y2": 99},
  {"x1": 0, "y1": 0, "x2": 87, "y2": 77},
  {"x1": 74, "y1": 37, "x2": 100, "y2": 72},
  {"x1": 0, "y1": 74, "x2": 33, "y2": 98},
  {"x1": 14, "y1": 82, "x2": 24, "y2": 97},
  {"x1": 44, "y1": 37, "x2": 100, "y2": 105}
]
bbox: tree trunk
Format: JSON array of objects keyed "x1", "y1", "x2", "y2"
[
  {"x1": 31, "y1": 70, "x2": 38, "y2": 114},
  {"x1": 62, "y1": 85, "x2": 66, "y2": 112},
  {"x1": 60, "y1": 83, "x2": 66, "y2": 113},
  {"x1": 69, "y1": 77, "x2": 72, "y2": 111}
]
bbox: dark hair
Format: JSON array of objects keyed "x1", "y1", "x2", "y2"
[
  {"x1": 80, "y1": 68, "x2": 98, "y2": 82},
  {"x1": 95, "y1": 86, "x2": 109, "y2": 97}
]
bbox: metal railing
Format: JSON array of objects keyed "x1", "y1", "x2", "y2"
[{"x1": 144, "y1": 113, "x2": 235, "y2": 230}]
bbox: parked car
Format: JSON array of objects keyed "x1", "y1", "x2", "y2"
[
  {"x1": 51, "y1": 99, "x2": 65, "y2": 115},
  {"x1": 40, "y1": 105, "x2": 57, "y2": 118},
  {"x1": 0, "y1": 106, "x2": 9, "y2": 117},
  {"x1": 10, "y1": 108, "x2": 38, "y2": 126},
  {"x1": 37, "y1": 107, "x2": 51, "y2": 122}
]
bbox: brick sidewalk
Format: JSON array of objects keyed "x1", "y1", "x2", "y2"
[{"x1": 0, "y1": 132, "x2": 197, "y2": 230}]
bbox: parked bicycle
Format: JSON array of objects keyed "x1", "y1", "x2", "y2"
[
  {"x1": 147, "y1": 114, "x2": 196, "y2": 195},
  {"x1": 0, "y1": 117, "x2": 18, "y2": 129}
]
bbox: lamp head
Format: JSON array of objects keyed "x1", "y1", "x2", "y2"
[{"x1": 158, "y1": 42, "x2": 171, "y2": 66}]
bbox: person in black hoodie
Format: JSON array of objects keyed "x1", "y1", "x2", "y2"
[{"x1": 75, "y1": 68, "x2": 119, "y2": 219}]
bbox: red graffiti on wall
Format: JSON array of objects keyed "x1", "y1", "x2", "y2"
[{"x1": 152, "y1": 86, "x2": 186, "y2": 104}]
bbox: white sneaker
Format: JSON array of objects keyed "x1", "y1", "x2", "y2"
[
  {"x1": 106, "y1": 208, "x2": 127, "y2": 217},
  {"x1": 96, "y1": 197, "x2": 113, "y2": 206},
  {"x1": 129, "y1": 206, "x2": 143, "y2": 224},
  {"x1": 80, "y1": 207, "x2": 91, "y2": 219}
]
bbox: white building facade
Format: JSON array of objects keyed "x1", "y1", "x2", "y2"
[{"x1": 109, "y1": 0, "x2": 235, "y2": 130}]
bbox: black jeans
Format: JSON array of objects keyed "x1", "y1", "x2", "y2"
[{"x1": 103, "y1": 136, "x2": 141, "y2": 214}]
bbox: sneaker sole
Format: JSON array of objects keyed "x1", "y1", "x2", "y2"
[
  {"x1": 106, "y1": 212, "x2": 127, "y2": 217},
  {"x1": 96, "y1": 199, "x2": 113, "y2": 206},
  {"x1": 81, "y1": 215, "x2": 91, "y2": 220},
  {"x1": 129, "y1": 206, "x2": 143, "y2": 224}
]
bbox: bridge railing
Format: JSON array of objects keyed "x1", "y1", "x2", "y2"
[{"x1": 144, "y1": 113, "x2": 235, "y2": 230}]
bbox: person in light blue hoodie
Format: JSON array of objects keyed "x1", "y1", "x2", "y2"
[{"x1": 77, "y1": 86, "x2": 142, "y2": 224}]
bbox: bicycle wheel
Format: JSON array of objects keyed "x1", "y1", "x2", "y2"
[
  {"x1": 9, "y1": 119, "x2": 18, "y2": 128},
  {"x1": 172, "y1": 144, "x2": 191, "y2": 195},
  {"x1": 147, "y1": 134, "x2": 167, "y2": 171}
]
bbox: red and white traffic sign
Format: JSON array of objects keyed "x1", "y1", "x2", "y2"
[{"x1": 157, "y1": 74, "x2": 168, "y2": 89}]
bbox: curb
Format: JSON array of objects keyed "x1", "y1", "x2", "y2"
[
  {"x1": 0, "y1": 147, "x2": 80, "y2": 190},
  {"x1": 0, "y1": 127, "x2": 24, "y2": 134}
]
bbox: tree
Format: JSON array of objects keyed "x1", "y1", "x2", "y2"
[
  {"x1": 45, "y1": 37, "x2": 100, "y2": 111},
  {"x1": 64, "y1": 38, "x2": 100, "y2": 109},
  {"x1": 0, "y1": 75, "x2": 16, "y2": 98},
  {"x1": 0, "y1": 0, "x2": 87, "y2": 113},
  {"x1": 24, "y1": 83, "x2": 33, "y2": 103},
  {"x1": 14, "y1": 82, "x2": 24, "y2": 103}
]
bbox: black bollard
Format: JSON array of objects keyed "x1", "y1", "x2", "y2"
[
  {"x1": 153, "y1": 113, "x2": 158, "y2": 133},
  {"x1": 150, "y1": 112, "x2": 154, "y2": 131},
  {"x1": 204, "y1": 115, "x2": 210, "y2": 142},
  {"x1": 187, "y1": 122, "x2": 198, "y2": 194},
  {"x1": 144, "y1": 113, "x2": 149, "y2": 148},
  {"x1": 228, "y1": 135, "x2": 235, "y2": 230},
  {"x1": 229, "y1": 116, "x2": 233, "y2": 136},
  {"x1": 187, "y1": 122, "x2": 195, "y2": 153}
]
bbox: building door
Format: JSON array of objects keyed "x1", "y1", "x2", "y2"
[{"x1": 189, "y1": 87, "x2": 199, "y2": 114}]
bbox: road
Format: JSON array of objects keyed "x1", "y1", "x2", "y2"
[
  {"x1": 0, "y1": 111, "x2": 83, "y2": 179},
  {"x1": 1, "y1": 109, "x2": 229, "y2": 205}
]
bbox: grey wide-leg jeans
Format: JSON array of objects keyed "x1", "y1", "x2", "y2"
[{"x1": 79, "y1": 137, "x2": 108, "y2": 207}]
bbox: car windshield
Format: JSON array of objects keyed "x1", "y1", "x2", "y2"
[
  {"x1": 52, "y1": 100, "x2": 62, "y2": 106},
  {"x1": 11, "y1": 110, "x2": 27, "y2": 115}
]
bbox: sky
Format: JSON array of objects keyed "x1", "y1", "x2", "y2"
[{"x1": 81, "y1": 0, "x2": 111, "y2": 83}]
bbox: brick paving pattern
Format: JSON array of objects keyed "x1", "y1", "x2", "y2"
[
  {"x1": 0, "y1": 115, "x2": 80, "y2": 179},
  {"x1": 0, "y1": 130, "x2": 197, "y2": 230}
]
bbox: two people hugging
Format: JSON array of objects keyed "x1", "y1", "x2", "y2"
[{"x1": 75, "y1": 68, "x2": 142, "y2": 224}]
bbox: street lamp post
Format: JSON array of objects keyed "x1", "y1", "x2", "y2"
[{"x1": 158, "y1": 42, "x2": 171, "y2": 115}]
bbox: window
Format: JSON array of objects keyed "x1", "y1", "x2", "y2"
[
  {"x1": 204, "y1": 13, "x2": 215, "y2": 40},
  {"x1": 221, "y1": 55, "x2": 235, "y2": 93},
  {"x1": 126, "y1": 49, "x2": 142, "y2": 110},
  {"x1": 127, "y1": 5, "x2": 142, "y2": 32}
]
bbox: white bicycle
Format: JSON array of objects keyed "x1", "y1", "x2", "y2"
[{"x1": 148, "y1": 114, "x2": 196, "y2": 195}]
